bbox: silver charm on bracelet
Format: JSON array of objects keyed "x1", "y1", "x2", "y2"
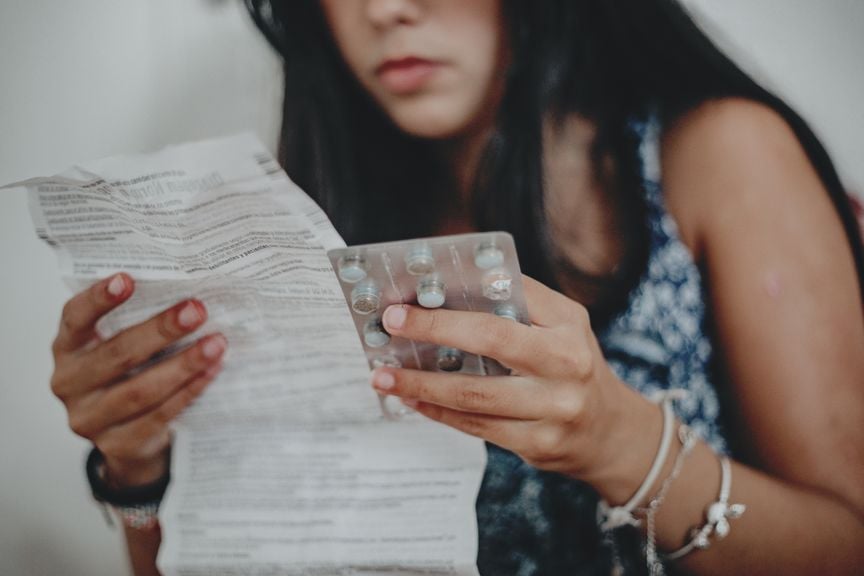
[{"x1": 665, "y1": 457, "x2": 747, "y2": 560}]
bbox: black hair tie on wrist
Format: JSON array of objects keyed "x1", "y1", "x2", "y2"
[{"x1": 85, "y1": 447, "x2": 170, "y2": 507}]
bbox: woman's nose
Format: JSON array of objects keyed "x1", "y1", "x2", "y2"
[{"x1": 365, "y1": 0, "x2": 423, "y2": 29}]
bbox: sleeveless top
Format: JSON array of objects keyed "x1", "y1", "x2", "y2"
[{"x1": 475, "y1": 119, "x2": 729, "y2": 576}]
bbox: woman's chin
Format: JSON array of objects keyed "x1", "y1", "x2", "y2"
[
  {"x1": 386, "y1": 102, "x2": 480, "y2": 141},
  {"x1": 392, "y1": 118, "x2": 469, "y2": 140}
]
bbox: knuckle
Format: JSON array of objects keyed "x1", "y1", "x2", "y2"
[
  {"x1": 49, "y1": 372, "x2": 65, "y2": 398},
  {"x1": 102, "y1": 339, "x2": 137, "y2": 373},
  {"x1": 60, "y1": 317, "x2": 78, "y2": 345},
  {"x1": 49, "y1": 364, "x2": 77, "y2": 399},
  {"x1": 455, "y1": 381, "x2": 491, "y2": 412},
  {"x1": 122, "y1": 384, "x2": 150, "y2": 413},
  {"x1": 60, "y1": 303, "x2": 81, "y2": 335},
  {"x1": 568, "y1": 302, "x2": 591, "y2": 328},
  {"x1": 420, "y1": 308, "x2": 441, "y2": 340},
  {"x1": 60, "y1": 299, "x2": 77, "y2": 323},
  {"x1": 481, "y1": 319, "x2": 513, "y2": 350},
  {"x1": 67, "y1": 413, "x2": 93, "y2": 439},
  {"x1": 545, "y1": 345, "x2": 572, "y2": 373},
  {"x1": 552, "y1": 343, "x2": 594, "y2": 380},
  {"x1": 51, "y1": 337, "x2": 63, "y2": 357},
  {"x1": 460, "y1": 415, "x2": 488, "y2": 437},
  {"x1": 555, "y1": 389, "x2": 587, "y2": 425},
  {"x1": 570, "y1": 347, "x2": 595, "y2": 380},
  {"x1": 528, "y1": 428, "x2": 567, "y2": 463}
]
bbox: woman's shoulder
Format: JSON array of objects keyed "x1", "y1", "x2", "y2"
[
  {"x1": 657, "y1": 96, "x2": 825, "y2": 263},
  {"x1": 656, "y1": 98, "x2": 864, "y2": 502}
]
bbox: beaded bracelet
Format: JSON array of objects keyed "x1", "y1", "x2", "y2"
[
  {"x1": 664, "y1": 456, "x2": 747, "y2": 561},
  {"x1": 596, "y1": 392, "x2": 680, "y2": 531},
  {"x1": 596, "y1": 390, "x2": 695, "y2": 575},
  {"x1": 641, "y1": 424, "x2": 698, "y2": 575}
]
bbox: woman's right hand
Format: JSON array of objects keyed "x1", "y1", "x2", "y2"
[{"x1": 50, "y1": 273, "x2": 227, "y2": 488}]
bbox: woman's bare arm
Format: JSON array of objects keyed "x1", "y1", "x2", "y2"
[
  {"x1": 124, "y1": 524, "x2": 163, "y2": 576},
  {"x1": 656, "y1": 97, "x2": 864, "y2": 573}
]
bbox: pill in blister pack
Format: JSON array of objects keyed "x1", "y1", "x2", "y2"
[{"x1": 328, "y1": 232, "x2": 530, "y2": 419}]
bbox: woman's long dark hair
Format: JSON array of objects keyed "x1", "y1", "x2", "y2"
[{"x1": 245, "y1": 0, "x2": 864, "y2": 327}]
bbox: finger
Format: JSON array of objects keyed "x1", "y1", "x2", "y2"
[
  {"x1": 95, "y1": 364, "x2": 220, "y2": 462},
  {"x1": 409, "y1": 399, "x2": 526, "y2": 450},
  {"x1": 65, "y1": 299, "x2": 208, "y2": 396},
  {"x1": 371, "y1": 368, "x2": 546, "y2": 420},
  {"x1": 521, "y1": 275, "x2": 589, "y2": 329},
  {"x1": 412, "y1": 401, "x2": 575, "y2": 471},
  {"x1": 71, "y1": 334, "x2": 227, "y2": 438},
  {"x1": 54, "y1": 273, "x2": 134, "y2": 354},
  {"x1": 382, "y1": 304, "x2": 547, "y2": 375}
]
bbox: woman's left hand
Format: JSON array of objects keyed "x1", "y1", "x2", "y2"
[{"x1": 370, "y1": 275, "x2": 661, "y2": 491}]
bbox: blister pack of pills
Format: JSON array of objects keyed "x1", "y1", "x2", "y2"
[{"x1": 327, "y1": 232, "x2": 529, "y2": 386}]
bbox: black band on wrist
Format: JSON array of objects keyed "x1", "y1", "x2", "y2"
[{"x1": 85, "y1": 447, "x2": 170, "y2": 507}]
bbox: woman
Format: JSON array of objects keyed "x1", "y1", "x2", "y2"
[{"x1": 51, "y1": 0, "x2": 864, "y2": 574}]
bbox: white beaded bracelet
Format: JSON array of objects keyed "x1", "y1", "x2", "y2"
[
  {"x1": 664, "y1": 456, "x2": 747, "y2": 561},
  {"x1": 642, "y1": 424, "x2": 698, "y2": 575},
  {"x1": 597, "y1": 390, "x2": 683, "y2": 531}
]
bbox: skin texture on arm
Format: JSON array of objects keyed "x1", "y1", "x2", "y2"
[
  {"x1": 124, "y1": 524, "x2": 163, "y2": 576},
  {"x1": 657, "y1": 97, "x2": 864, "y2": 573}
]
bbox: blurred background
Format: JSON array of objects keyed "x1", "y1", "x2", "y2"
[{"x1": 0, "y1": 1, "x2": 861, "y2": 574}]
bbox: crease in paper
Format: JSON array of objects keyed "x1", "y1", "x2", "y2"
[{"x1": 7, "y1": 134, "x2": 485, "y2": 576}]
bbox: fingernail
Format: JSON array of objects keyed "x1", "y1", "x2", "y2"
[
  {"x1": 107, "y1": 275, "x2": 126, "y2": 298},
  {"x1": 202, "y1": 334, "x2": 227, "y2": 360},
  {"x1": 371, "y1": 369, "x2": 395, "y2": 391},
  {"x1": 178, "y1": 302, "x2": 204, "y2": 329},
  {"x1": 383, "y1": 306, "x2": 407, "y2": 331},
  {"x1": 401, "y1": 398, "x2": 419, "y2": 409}
]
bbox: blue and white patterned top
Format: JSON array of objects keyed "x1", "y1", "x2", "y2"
[{"x1": 476, "y1": 119, "x2": 727, "y2": 575}]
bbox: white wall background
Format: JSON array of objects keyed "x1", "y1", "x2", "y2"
[{"x1": 0, "y1": 1, "x2": 861, "y2": 574}]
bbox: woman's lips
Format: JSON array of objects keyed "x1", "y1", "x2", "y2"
[{"x1": 375, "y1": 57, "x2": 441, "y2": 95}]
